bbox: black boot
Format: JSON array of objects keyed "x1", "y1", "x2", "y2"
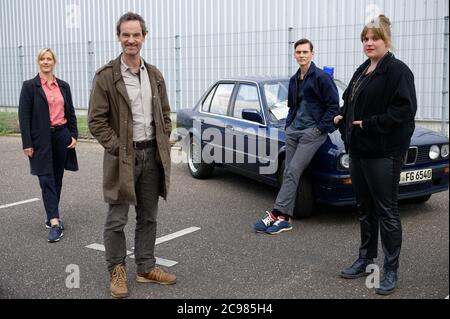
[
  {"x1": 340, "y1": 258, "x2": 374, "y2": 279},
  {"x1": 375, "y1": 270, "x2": 397, "y2": 296}
]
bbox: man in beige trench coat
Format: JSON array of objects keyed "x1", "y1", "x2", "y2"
[{"x1": 88, "y1": 12, "x2": 175, "y2": 298}]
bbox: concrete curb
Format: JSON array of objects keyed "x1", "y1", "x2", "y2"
[{"x1": 1, "y1": 133, "x2": 182, "y2": 148}]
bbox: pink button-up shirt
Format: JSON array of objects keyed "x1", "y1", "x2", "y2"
[{"x1": 40, "y1": 74, "x2": 67, "y2": 127}]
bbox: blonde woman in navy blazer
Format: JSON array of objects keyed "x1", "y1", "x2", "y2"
[{"x1": 19, "y1": 48, "x2": 78, "y2": 242}]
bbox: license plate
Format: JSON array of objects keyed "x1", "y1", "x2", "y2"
[{"x1": 400, "y1": 169, "x2": 432, "y2": 185}]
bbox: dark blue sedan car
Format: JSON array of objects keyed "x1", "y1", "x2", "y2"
[{"x1": 175, "y1": 77, "x2": 449, "y2": 218}]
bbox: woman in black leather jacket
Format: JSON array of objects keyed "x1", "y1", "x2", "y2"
[{"x1": 334, "y1": 15, "x2": 417, "y2": 296}]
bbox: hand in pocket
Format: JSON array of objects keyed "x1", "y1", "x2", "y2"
[{"x1": 67, "y1": 137, "x2": 77, "y2": 149}]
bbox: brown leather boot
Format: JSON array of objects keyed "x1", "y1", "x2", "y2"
[
  {"x1": 110, "y1": 264, "x2": 129, "y2": 298},
  {"x1": 136, "y1": 267, "x2": 177, "y2": 285}
]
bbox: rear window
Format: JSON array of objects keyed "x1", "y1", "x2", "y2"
[
  {"x1": 202, "y1": 86, "x2": 216, "y2": 112},
  {"x1": 209, "y1": 83, "x2": 234, "y2": 116}
]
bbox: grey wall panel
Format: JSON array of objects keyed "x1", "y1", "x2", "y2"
[
  {"x1": 2, "y1": 0, "x2": 447, "y2": 42},
  {"x1": 0, "y1": 0, "x2": 448, "y2": 121}
]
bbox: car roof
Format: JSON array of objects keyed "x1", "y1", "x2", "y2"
[
  {"x1": 217, "y1": 76, "x2": 289, "y2": 84},
  {"x1": 217, "y1": 76, "x2": 347, "y2": 88}
]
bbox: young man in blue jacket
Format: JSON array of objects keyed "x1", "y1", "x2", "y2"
[{"x1": 254, "y1": 39, "x2": 339, "y2": 234}]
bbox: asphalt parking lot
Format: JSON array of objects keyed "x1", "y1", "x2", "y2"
[{"x1": 0, "y1": 135, "x2": 448, "y2": 299}]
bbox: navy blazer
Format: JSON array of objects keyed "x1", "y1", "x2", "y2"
[
  {"x1": 19, "y1": 74, "x2": 79, "y2": 175},
  {"x1": 285, "y1": 62, "x2": 340, "y2": 134}
]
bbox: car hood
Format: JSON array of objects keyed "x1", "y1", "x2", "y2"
[
  {"x1": 411, "y1": 127, "x2": 449, "y2": 145},
  {"x1": 322, "y1": 126, "x2": 448, "y2": 154}
]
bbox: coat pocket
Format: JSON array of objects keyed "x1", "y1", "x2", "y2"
[
  {"x1": 354, "y1": 128, "x2": 384, "y2": 156},
  {"x1": 103, "y1": 151, "x2": 120, "y2": 201}
]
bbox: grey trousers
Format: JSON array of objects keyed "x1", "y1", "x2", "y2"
[
  {"x1": 104, "y1": 146, "x2": 161, "y2": 274},
  {"x1": 274, "y1": 126, "x2": 327, "y2": 217}
]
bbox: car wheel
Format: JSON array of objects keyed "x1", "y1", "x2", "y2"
[
  {"x1": 293, "y1": 175, "x2": 314, "y2": 218},
  {"x1": 278, "y1": 159, "x2": 315, "y2": 219},
  {"x1": 405, "y1": 195, "x2": 432, "y2": 204},
  {"x1": 187, "y1": 135, "x2": 214, "y2": 179}
]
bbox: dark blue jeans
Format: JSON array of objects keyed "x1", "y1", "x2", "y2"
[{"x1": 38, "y1": 126, "x2": 72, "y2": 222}]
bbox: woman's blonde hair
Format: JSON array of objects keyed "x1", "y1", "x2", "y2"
[
  {"x1": 361, "y1": 14, "x2": 393, "y2": 50},
  {"x1": 36, "y1": 48, "x2": 58, "y2": 64}
]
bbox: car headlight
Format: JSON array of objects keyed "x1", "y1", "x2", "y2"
[
  {"x1": 429, "y1": 145, "x2": 440, "y2": 160},
  {"x1": 339, "y1": 154, "x2": 350, "y2": 170},
  {"x1": 441, "y1": 144, "x2": 449, "y2": 159}
]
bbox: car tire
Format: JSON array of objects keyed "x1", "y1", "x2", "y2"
[
  {"x1": 187, "y1": 135, "x2": 214, "y2": 179},
  {"x1": 278, "y1": 159, "x2": 315, "y2": 219},
  {"x1": 293, "y1": 175, "x2": 314, "y2": 218},
  {"x1": 405, "y1": 194, "x2": 432, "y2": 204}
]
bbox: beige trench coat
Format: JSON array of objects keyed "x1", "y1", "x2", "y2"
[{"x1": 88, "y1": 55, "x2": 172, "y2": 204}]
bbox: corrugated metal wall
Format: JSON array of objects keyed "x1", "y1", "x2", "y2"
[{"x1": 0, "y1": 0, "x2": 448, "y2": 121}]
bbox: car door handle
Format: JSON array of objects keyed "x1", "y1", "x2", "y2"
[{"x1": 226, "y1": 125, "x2": 234, "y2": 131}]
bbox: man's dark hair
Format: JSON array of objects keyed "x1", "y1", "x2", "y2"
[
  {"x1": 116, "y1": 12, "x2": 148, "y2": 37},
  {"x1": 294, "y1": 38, "x2": 314, "y2": 52}
]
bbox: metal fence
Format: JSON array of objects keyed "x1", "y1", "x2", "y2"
[{"x1": 1, "y1": 17, "x2": 448, "y2": 132}]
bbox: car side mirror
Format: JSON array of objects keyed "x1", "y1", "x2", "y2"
[{"x1": 242, "y1": 109, "x2": 264, "y2": 124}]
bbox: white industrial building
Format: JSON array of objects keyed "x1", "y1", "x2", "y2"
[{"x1": 0, "y1": 0, "x2": 448, "y2": 127}]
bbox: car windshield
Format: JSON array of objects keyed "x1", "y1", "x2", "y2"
[
  {"x1": 264, "y1": 81, "x2": 289, "y2": 123},
  {"x1": 264, "y1": 79, "x2": 347, "y2": 123}
]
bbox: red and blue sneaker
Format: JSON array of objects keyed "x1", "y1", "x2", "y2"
[
  {"x1": 266, "y1": 216, "x2": 292, "y2": 234},
  {"x1": 254, "y1": 211, "x2": 277, "y2": 233}
]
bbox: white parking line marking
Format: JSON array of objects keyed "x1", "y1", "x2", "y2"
[
  {"x1": 0, "y1": 198, "x2": 40, "y2": 210},
  {"x1": 85, "y1": 227, "x2": 200, "y2": 268},
  {"x1": 85, "y1": 243, "x2": 105, "y2": 251},
  {"x1": 85, "y1": 243, "x2": 133, "y2": 255},
  {"x1": 128, "y1": 255, "x2": 178, "y2": 267},
  {"x1": 85, "y1": 243, "x2": 178, "y2": 267},
  {"x1": 154, "y1": 257, "x2": 178, "y2": 267},
  {"x1": 155, "y1": 227, "x2": 201, "y2": 245}
]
